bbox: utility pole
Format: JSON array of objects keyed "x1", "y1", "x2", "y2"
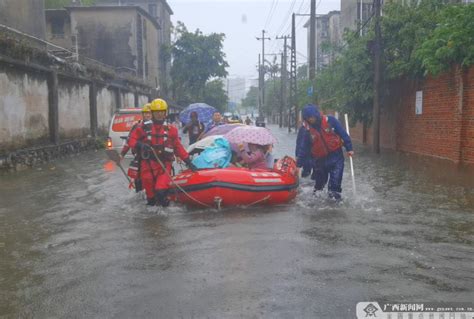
[
  {"x1": 276, "y1": 35, "x2": 289, "y2": 128},
  {"x1": 256, "y1": 30, "x2": 271, "y2": 117},
  {"x1": 289, "y1": 13, "x2": 297, "y2": 133},
  {"x1": 373, "y1": 0, "x2": 381, "y2": 154},
  {"x1": 258, "y1": 54, "x2": 262, "y2": 114},
  {"x1": 309, "y1": 0, "x2": 316, "y2": 81}
]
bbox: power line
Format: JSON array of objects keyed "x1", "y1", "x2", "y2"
[
  {"x1": 264, "y1": 0, "x2": 278, "y2": 30},
  {"x1": 273, "y1": 0, "x2": 297, "y2": 44}
]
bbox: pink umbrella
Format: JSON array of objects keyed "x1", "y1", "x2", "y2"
[
  {"x1": 202, "y1": 123, "x2": 244, "y2": 139},
  {"x1": 224, "y1": 126, "x2": 277, "y2": 146}
]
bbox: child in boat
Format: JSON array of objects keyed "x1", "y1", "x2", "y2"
[{"x1": 238, "y1": 143, "x2": 268, "y2": 170}]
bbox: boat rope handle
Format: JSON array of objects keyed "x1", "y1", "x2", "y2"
[
  {"x1": 145, "y1": 145, "x2": 214, "y2": 208},
  {"x1": 242, "y1": 195, "x2": 271, "y2": 208}
]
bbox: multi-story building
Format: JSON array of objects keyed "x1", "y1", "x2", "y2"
[
  {"x1": 226, "y1": 78, "x2": 247, "y2": 104},
  {"x1": 0, "y1": 0, "x2": 46, "y2": 46},
  {"x1": 304, "y1": 11, "x2": 341, "y2": 72},
  {"x1": 45, "y1": 6, "x2": 160, "y2": 87},
  {"x1": 340, "y1": 0, "x2": 373, "y2": 34},
  {"x1": 94, "y1": 0, "x2": 173, "y2": 96}
]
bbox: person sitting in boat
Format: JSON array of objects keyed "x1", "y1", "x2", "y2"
[
  {"x1": 264, "y1": 145, "x2": 274, "y2": 169},
  {"x1": 238, "y1": 143, "x2": 269, "y2": 170},
  {"x1": 203, "y1": 112, "x2": 225, "y2": 134}
]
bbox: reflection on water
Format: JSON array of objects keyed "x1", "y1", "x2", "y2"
[{"x1": 0, "y1": 126, "x2": 473, "y2": 318}]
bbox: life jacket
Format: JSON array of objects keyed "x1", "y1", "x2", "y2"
[
  {"x1": 308, "y1": 115, "x2": 343, "y2": 159},
  {"x1": 141, "y1": 121, "x2": 175, "y2": 162}
]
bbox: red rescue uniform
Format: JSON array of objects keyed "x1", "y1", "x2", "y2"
[{"x1": 128, "y1": 121, "x2": 189, "y2": 201}]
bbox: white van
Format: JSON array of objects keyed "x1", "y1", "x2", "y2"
[{"x1": 107, "y1": 108, "x2": 142, "y2": 157}]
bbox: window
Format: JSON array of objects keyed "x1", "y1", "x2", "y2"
[
  {"x1": 148, "y1": 4, "x2": 157, "y2": 17},
  {"x1": 51, "y1": 18, "x2": 64, "y2": 37}
]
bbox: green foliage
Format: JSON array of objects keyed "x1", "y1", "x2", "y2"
[
  {"x1": 45, "y1": 0, "x2": 95, "y2": 8},
  {"x1": 382, "y1": 0, "x2": 443, "y2": 78},
  {"x1": 315, "y1": 31, "x2": 374, "y2": 124},
  {"x1": 171, "y1": 22, "x2": 229, "y2": 106},
  {"x1": 313, "y1": 1, "x2": 474, "y2": 125},
  {"x1": 263, "y1": 78, "x2": 281, "y2": 115},
  {"x1": 296, "y1": 64, "x2": 308, "y2": 80},
  {"x1": 241, "y1": 86, "x2": 258, "y2": 108},
  {"x1": 416, "y1": 4, "x2": 474, "y2": 75},
  {"x1": 202, "y1": 79, "x2": 228, "y2": 112}
]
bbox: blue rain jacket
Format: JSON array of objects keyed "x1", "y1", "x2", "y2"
[
  {"x1": 296, "y1": 105, "x2": 354, "y2": 193},
  {"x1": 296, "y1": 104, "x2": 353, "y2": 167}
]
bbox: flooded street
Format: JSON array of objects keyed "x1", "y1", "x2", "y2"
[{"x1": 1, "y1": 124, "x2": 473, "y2": 318}]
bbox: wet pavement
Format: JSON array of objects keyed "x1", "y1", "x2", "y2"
[{"x1": 1, "y1": 124, "x2": 473, "y2": 318}]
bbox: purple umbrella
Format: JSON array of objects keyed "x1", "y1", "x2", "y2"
[
  {"x1": 224, "y1": 126, "x2": 277, "y2": 146},
  {"x1": 202, "y1": 123, "x2": 244, "y2": 138},
  {"x1": 179, "y1": 103, "x2": 217, "y2": 125}
]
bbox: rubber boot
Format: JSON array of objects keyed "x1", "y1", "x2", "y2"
[
  {"x1": 155, "y1": 190, "x2": 170, "y2": 207},
  {"x1": 301, "y1": 167, "x2": 311, "y2": 178},
  {"x1": 328, "y1": 191, "x2": 342, "y2": 202},
  {"x1": 146, "y1": 197, "x2": 157, "y2": 206},
  {"x1": 135, "y1": 179, "x2": 143, "y2": 192}
]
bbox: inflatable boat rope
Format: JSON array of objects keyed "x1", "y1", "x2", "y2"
[{"x1": 146, "y1": 145, "x2": 214, "y2": 208}]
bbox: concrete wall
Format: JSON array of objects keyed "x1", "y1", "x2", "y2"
[
  {"x1": 122, "y1": 92, "x2": 136, "y2": 108},
  {"x1": 58, "y1": 80, "x2": 90, "y2": 139},
  {"x1": 350, "y1": 66, "x2": 474, "y2": 165},
  {"x1": 0, "y1": 67, "x2": 49, "y2": 149},
  {"x1": 0, "y1": 0, "x2": 46, "y2": 39},
  {"x1": 97, "y1": 87, "x2": 116, "y2": 134},
  {"x1": 0, "y1": 64, "x2": 148, "y2": 152},
  {"x1": 139, "y1": 95, "x2": 149, "y2": 106},
  {"x1": 70, "y1": 8, "x2": 137, "y2": 75},
  {"x1": 144, "y1": 16, "x2": 160, "y2": 87},
  {"x1": 340, "y1": 0, "x2": 372, "y2": 33}
]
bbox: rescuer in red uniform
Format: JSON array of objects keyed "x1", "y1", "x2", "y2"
[{"x1": 128, "y1": 98, "x2": 197, "y2": 206}]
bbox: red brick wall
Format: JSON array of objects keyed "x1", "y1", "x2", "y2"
[
  {"x1": 461, "y1": 67, "x2": 474, "y2": 164},
  {"x1": 350, "y1": 66, "x2": 474, "y2": 165}
]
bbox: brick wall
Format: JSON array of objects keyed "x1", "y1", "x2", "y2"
[
  {"x1": 461, "y1": 67, "x2": 474, "y2": 164},
  {"x1": 349, "y1": 65, "x2": 474, "y2": 165}
]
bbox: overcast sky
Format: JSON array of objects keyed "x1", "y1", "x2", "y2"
[{"x1": 170, "y1": 0, "x2": 341, "y2": 84}]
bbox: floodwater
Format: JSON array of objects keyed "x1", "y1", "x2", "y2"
[{"x1": 0, "y1": 125, "x2": 473, "y2": 318}]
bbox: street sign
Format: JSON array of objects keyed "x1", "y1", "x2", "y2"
[{"x1": 307, "y1": 85, "x2": 313, "y2": 97}]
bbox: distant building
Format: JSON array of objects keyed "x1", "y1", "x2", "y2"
[
  {"x1": 94, "y1": 0, "x2": 173, "y2": 96},
  {"x1": 304, "y1": 11, "x2": 341, "y2": 72},
  {"x1": 340, "y1": 0, "x2": 373, "y2": 34},
  {"x1": 0, "y1": 0, "x2": 46, "y2": 41},
  {"x1": 45, "y1": 6, "x2": 160, "y2": 87},
  {"x1": 226, "y1": 78, "x2": 247, "y2": 104}
]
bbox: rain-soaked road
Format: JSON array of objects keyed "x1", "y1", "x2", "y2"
[{"x1": 1, "y1": 124, "x2": 473, "y2": 318}]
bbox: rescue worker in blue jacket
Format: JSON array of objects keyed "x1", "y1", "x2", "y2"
[{"x1": 296, "y1": 104, "x2": 354, "y2": 200}]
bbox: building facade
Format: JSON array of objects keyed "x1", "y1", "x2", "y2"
[
  {"x1": 304, "y1": 11, "x2": 341, "y2": 73},
  {"x1": 93, "y1": 0, "x2": 173, "y2": 95},
  {"x1": 0, "y1": 0, "x2": 46, "y2": 40},
  {"x1": 45, "y1": 6, "x2": 160, "y2": 88},
  {"x1": 226, "y1": 78, "x2": 247, "y2": 104},
  {"x1": 45, "y1": 9, "x2": 72, "y2": 51},
  {"x1": 340, "y1": 0, "x2": 373, "y2": 34}
]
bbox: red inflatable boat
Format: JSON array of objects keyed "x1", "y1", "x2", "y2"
[{"x1": 169, "y1": 156, "x2": 299, "y2": 208}]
